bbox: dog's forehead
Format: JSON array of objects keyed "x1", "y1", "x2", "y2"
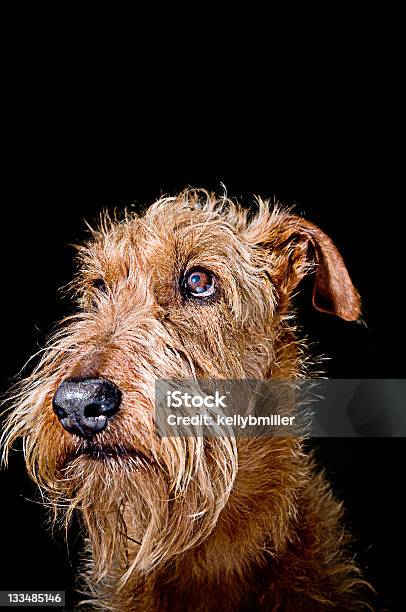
[
  {"x1": 118, "y1": 202, "x2": 245, "y2": 266},
  {"x1": 84, "y1": 196, "x2": 265, "y2": 289},
  {"x1": 142, "y1": 199, "x2": 240, "y2": 236}
]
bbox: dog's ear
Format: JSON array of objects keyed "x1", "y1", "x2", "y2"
[{"x1": 244, "y1": 209, "x2": 361, "y2": 321}]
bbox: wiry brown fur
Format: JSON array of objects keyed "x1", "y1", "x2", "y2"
[{"x1": 1, "y1": 189, "x2": 373, "y2": 610}]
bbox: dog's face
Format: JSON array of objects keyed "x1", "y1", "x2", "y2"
[{"x1": 1, "y1": 190, "x2": 360, "y2": 581}]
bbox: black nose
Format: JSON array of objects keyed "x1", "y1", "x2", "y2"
[{"x1": 52, "y1": 378, "x2": 121, "y2": 438}]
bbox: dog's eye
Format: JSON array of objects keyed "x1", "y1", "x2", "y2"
[
  {"x1": 92, "y1": 279, "x2": 108, "y2": 293},
  {"x1": 182, "y1": 269, "x2": 217, "y2": 299}
]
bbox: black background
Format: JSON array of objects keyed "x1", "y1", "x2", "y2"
[{"x1": 0, "y1": 75, "x2": 404, "y2": 610}]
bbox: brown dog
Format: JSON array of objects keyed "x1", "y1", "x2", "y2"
[{"x1": 2, "y1": 189, "x2": 372, "y2": 610}]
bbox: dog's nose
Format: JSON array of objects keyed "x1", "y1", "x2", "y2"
[{"x1": 52, "y1": 378, "x2": 121, "y2": 438}]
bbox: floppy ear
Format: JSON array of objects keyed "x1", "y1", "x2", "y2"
[
  {"x1": 286, "y1": 216, "x2": 361, "y2": 320},
  {"x1": 244, "y1": 208, "x2": 361, "y2": 321}
]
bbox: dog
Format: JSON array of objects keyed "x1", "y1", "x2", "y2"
[{"x1": 1, "y1": 189, "x2": 372, "y2": 610}]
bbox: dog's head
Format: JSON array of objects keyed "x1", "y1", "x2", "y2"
[{"x1": 1, "y1": 189, "x2": 360, "y2": 581}]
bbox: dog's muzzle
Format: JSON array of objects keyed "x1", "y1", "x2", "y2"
[{"x1": 52, "y1": 377, "x2": 121, "y2": 438}]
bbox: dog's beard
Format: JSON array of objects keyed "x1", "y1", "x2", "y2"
[
  {"x1": 1, "y1": 371, "x2": 238, "y2": 588},
  {"x1": 3, "y1": 401, "x2": 237, "y2": 587},
  {"x1": 56, "y1": 436, "x2": 237, "y2": 585}
]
